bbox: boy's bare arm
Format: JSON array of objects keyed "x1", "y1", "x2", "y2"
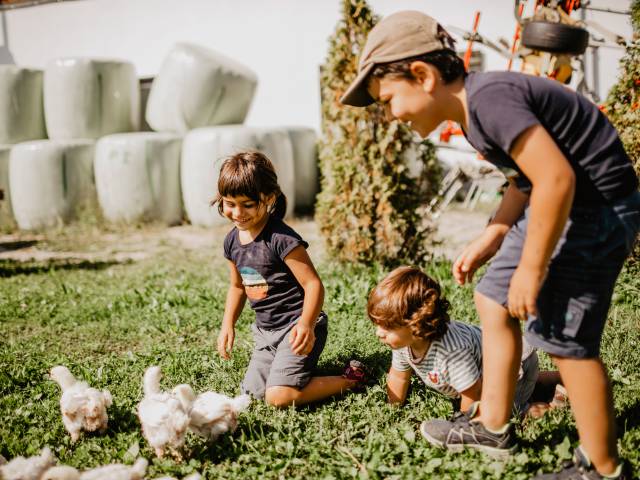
[
  {"x1": 387, "y1": 367, "x2": 412, "y2": 405},
  {"x1": 509, "y1": 124, "x2": 575, "y2": 320},
  {"x1": 453, "y1": 184, "x2": 529, "y2": 285}
]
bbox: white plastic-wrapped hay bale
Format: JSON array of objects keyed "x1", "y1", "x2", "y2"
[
  {"x1": 0, "y1": 66, "x2": 47, "y2": 144},
  {"x1": 0, "y1": 145, "x2": 15, "y2": 229},
  {"x1": 283, "y1": 127, "x2": 318, "y2": 212},
  {"x1": 181, "y1": 126, "x2": 294, "y2": 227},
  {"x1": 146, "y1": 43, "x2": 257, "y2": 133},
  {"x1": 95, "y1": 132, "x2": 182, "y2": 225},
  {"x1": 9, "y1": 140, "x2": 95, "y2": 230},
  {"x1": 44, "y1": 58, "x2": 139, "y2": 139}
]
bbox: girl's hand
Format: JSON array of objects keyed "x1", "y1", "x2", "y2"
[
  {"x1": 289, "y1": 322, "x2": 316, "y2": 356},
  {"x1": 507, "y1": 264, "x2": 544, "y2": 321},
  {"x1": 453, "y1": 226, "x2": 507, "y2": 285},
  {"x1": 217, "y1": 324, "x2": 235, "y2": 359}
]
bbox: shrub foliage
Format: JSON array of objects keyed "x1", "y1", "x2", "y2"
[
  {"x1": 605, "y1": 0, "x2": 640, "y2": 263},
  {"x1": 315, "y1": 0, "x2": 440, "y2": 267}
]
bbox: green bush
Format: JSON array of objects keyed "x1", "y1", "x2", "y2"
[
  {"x1": 605, "y1": 1, "x2": 640, "y2": 263},
  {"x1": 315, "y1": 0, "x2": 441, "y2": 267}
]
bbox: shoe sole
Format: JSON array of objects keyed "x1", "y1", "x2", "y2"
[{"x1": 419, "y1": 421, "x2": 517, "y2": 460}]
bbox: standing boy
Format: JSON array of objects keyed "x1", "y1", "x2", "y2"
[{"x1": 340, "y1": 10, "x2": 639, "y2": 479}]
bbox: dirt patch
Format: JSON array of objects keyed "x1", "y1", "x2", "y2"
[{"x1": 0, "y1": 209, "x2": 490, "y2": 265}]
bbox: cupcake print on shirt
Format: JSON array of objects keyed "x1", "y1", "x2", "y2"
[{"x1": 239, "y1": 266, "x2": 269, "y2": 300}]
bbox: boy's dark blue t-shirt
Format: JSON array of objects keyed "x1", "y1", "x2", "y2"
[
  {"x1": 223, "y1": 216, "x2": 309, "y2": 330},
  {"x1": 463, "y1": 71, "x2": 638, "y2": 206}
]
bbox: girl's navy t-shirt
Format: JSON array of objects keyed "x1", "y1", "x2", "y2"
[
  {"x1": 462, "y1": 71, "x2": 638, "y2": 206},
  {"x1": 223, "y1": 216, "x2": 308, "y2": 330}
]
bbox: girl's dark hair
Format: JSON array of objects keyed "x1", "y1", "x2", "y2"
[
  {"x1": 370, "y1": 30, "x2": 466, "y2": 85},
  {"x1": 367, "y1": 266, "x2": 450, "y2": 341},
  {"x1": 211, "y1": 151, "x2": 287, "y2": 219}
]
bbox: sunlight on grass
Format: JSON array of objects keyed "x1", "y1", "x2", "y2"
[{"x1": 1, "y1": 247, "x2": 639, "y2": 479}]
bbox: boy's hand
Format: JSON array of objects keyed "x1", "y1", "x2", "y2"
[
  {"x1": 508, "y1": 264, "x2": 544, "y2": 320},
  {"x1": 289, "y1": 322, "x2": 316, "y2": 356},
  {"x1": 453, "y1": 227, "x2": 507, "y2": 285},
  {"x1": 217, "y1": 324, "x2": 235, "y2": 359}
]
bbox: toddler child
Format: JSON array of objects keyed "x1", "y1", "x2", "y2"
[{"x1": 368, "y1": 266, "x2": 562, "y2": 425}]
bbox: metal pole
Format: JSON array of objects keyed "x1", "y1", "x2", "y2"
[{"x1": 0, "y1": 0, "x2": 82, "y2": 11}]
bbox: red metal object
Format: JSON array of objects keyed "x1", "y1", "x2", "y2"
[
  {"x1": 441, "y1": 11, "x2": 479, "y2": 143},
  {"x1": 508, "y1": 2, "x2": 526, "y2": 71}
]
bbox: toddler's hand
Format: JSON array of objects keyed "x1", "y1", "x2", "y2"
[
  {"x1": 289, "y1": 322, "x2": 316, "y2": 356},
  {"x1": 507, "y1": 264, "x2": 544, "y2": 321},
  {"x1": 217, "y1": 324, "x2": 235, "y2": 360}
]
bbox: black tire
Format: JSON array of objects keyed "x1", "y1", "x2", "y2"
[{"x1": 521, "y1": 21, "x2": 589, "y2": 55}]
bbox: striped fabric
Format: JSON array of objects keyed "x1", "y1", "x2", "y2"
[{"x1": 392, "y1": 320, "x2": 536, "y2": 399}]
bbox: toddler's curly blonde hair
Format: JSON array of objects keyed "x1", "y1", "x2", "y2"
[{"x1": 367, "y1": 266, "x2": 450, "y2": 340}]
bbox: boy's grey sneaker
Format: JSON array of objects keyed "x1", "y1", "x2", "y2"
[
  {"x1": 532, "y1": 447, "x2": 630, "y2": 479},
  {"x1": 419, "y1": 403, "x2": 516, "y2": 460}
]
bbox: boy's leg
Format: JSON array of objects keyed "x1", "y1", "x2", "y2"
[
  {"x1": 552, "y1": 355, "x2": 618, "y2": 475},
  {"x1": 474, "y1": 291, "x2": 522, "y2": 430}
]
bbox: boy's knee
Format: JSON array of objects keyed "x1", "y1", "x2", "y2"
[{"x1": 264, "y1": 386, "x2": 300, "y2": 408}]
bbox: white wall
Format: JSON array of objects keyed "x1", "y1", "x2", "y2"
[{"x1": 2, "y1": 0, "x2": 633, "y2": 131}]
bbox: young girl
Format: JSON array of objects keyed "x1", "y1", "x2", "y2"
[
  {"x1": 368, "y1": 266, "x2": 565, "y2": 422},
  {"x1": 214, "y1": 151, "x2": 365, "y2": 408}
]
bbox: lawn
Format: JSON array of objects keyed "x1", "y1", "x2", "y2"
[{"x1": 1, "y1": 226, "x2": 639, "y2": 479}]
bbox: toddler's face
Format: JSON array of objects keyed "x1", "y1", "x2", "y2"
[
  {"x1": 374, "y1": 324, "x2": 415, "y2": 349},
  {"x1": 221, "y1": 195, "x2": 268, "y2": 231}
]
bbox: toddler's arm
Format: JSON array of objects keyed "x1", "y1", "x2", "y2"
[
  {"x1": 284, "y1": 245, "x2": 325, "y2": 356},
  {"x1": 387, "y1": 367, "x2": 412, "y2": 405},
  {"x1": 459, "y1": 378, "x2": 482, "y2": 412},
  {"x1": 217, "y1": 260, "x2": 247, "y2": 359}
]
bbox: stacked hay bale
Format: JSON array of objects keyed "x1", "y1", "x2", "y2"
[
  {"x1": 0, "y1": 66, "x2": 47, "y2": 230},
  {"x1": 2, "y1": 43, "x2": 323, "y2": 232}
]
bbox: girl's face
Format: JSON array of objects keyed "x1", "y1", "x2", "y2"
[
  {"x1": 221, "y1": 194, "x2": 270, "y2": 232},
  {"x1": 374, "y1": 324, "x2": 416, "y2": 349},
  {"x1": 368, "y1": 68, "x2": 443, "y2": 138}
]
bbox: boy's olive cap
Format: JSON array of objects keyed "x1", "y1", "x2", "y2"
[{"x1": 340, "y1": 10, "x2": 447, "y2": 107}]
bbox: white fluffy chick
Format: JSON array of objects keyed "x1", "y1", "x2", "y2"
[
  {"x1": 188, "y1": 392, "x2": 250, "y2": 441},
  {"x1": 137, "y1": 366, "x2": 194, "y2": 458},
  {"x1": 0, "y1": 447, "x2": 56, "y2": 480},
  {"x1": 49, "y1": 366, "x2": 112, "y2": 442},
  {"x1": 42, "y1": 458, "x2": 147, "y2": 480},
  {"x1": 41, "y1": 465, "x2": 80, "y2": 480},
  {"x1": 79, "y1": 457, "x2": 147, "y2": 480}
]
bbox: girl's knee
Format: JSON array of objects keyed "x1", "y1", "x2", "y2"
[{"x1": 264, "y1": 386, "x2": 301, "y2": 408}]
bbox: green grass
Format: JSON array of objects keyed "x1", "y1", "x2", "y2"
[{"x1": 1, "y1": 240, "x2": 639, "y2": 479}]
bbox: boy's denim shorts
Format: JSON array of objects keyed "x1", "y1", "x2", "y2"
[
  {"x1": 241, "y1": 313, "x2": 328, "y2": 399},
  {"x1": 476, "y1": 191, "x2": 640, "y2": 359}
]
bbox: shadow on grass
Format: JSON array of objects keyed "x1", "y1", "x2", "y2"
[
  {"x1": 187, "y1": 421, "x2": 278, "y2": 464},
  {"x1": 0, "y1": 258, "x2": 125, "y2": 278},
  {"x1": 616, "y1": 398, "x2": 640, "y2": 432},
  {"x1": 0, "y1": 240, "x2": 38, "y2": 251}
]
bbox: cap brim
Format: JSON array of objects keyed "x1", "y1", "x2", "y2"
[{"x1": 340, "y1": 63, "x2": 376, "y2": 107}]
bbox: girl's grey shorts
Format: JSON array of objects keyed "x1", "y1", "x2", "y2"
[
  {"x1": 476, "y1": 191, "x2": 640, "y2": 359},
  {"x1": 241, "y1": 313, "x2": 328, "y2": 399}
]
